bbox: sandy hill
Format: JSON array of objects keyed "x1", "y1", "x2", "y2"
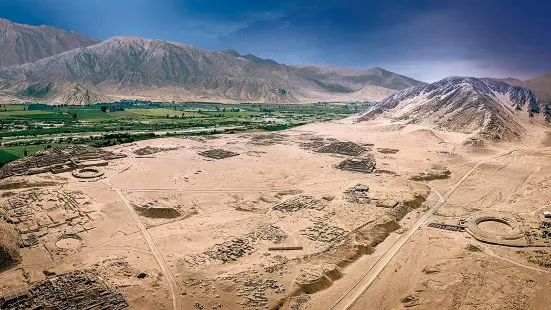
[
  {"x1": 0, "y1": 18, "x2": 99, "y2": 67},
  {"x1": 0, "y1": 22, "x2": 426, "y2": 104},
  {"x1": 493, "y1": 71, "x2": 551, "y2": 102},
  {"x1": 360, "y1": 76, "x2": 549, "y2": 141}
]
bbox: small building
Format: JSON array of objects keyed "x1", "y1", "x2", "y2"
[{"x1": 544, "y1": 211, "x2": 551, "y2": 218}]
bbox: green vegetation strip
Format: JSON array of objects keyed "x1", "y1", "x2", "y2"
[{"x1": 0, "y1": 101, "x2": 372, "y2": 166}]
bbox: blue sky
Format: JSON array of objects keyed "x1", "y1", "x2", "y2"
[{"x1": 1, "y1": 0, "x2": 550, "y2": 82}]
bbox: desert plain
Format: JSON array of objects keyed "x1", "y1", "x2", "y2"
[{"x1": 1, "y1": 115, "x2": 551, "y2": 310}]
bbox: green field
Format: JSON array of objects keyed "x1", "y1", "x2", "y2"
[
  {"x1": 0, "y1": 143, "x2": 69, "y2": 166},
  {"x1": 0, "y1": 101, "x2": 372, "y2": 166}
]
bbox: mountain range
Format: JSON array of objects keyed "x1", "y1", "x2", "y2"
[
  {"x1": 0, "y1": 17, "x2": 549, "y2": 143},
  {"x1": 0, "y1": 20, "x2": 426, "y2": 104},
  {"x1": 0, "y1": 18, "x2": 99, "y2": 67},
  {"x1": 360, "y1": 77, "x2": 549, "y2": 141}
]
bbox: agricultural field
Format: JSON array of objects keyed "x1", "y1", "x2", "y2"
[{"x1": 0, "y1": 101, "x2": 370, "y2": 165}]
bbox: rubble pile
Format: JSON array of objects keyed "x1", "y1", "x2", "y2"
[
  {"x1": 0, "y1": 145, "x2": 125, "y2": 179},
  {"x1": 343, "y1": 184, "x2": 370, "y2": 204},
  {"x1": 272, "y1": 196, "x2": 326, "y2": 212},
  {"x1": 315, "y1": 141, "x2": 366, "y2": 156},
  {"x1": 335, "y1": 154, "x2": 376, "y2": 173},
  {"x1": 198, "y1": 149, "x2": 240, "y2": 159},
  {"x1": 0, "y1": 270, "x2": 128, "y2": 309}
]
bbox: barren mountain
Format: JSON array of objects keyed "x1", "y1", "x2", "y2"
[
  {"x1": 0, "y1": 18, "x2": 99, "y2": 67},
  {"x1": 0, "y1": 35, "x2": 424, "y2": 104},
  {"x1": 493, "y1": 71, "x2": 551, "y2": 101},
  {"x1": 360, "y1": 77, "x2": 549, "y2": 141}
]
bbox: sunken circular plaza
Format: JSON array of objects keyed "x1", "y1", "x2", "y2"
[
  {"x1": 466, "y1": 214, "x2": 527, "y2": 247},
  {"x1": 72, "y1": 167, "x2": 105, "y2": 179}
]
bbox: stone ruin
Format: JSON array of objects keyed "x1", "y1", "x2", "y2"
[
  {"x1": 0, "y1": 145, "x2": 125, "y2": 179},
  {"x1": 526, "y1": 250, "x2": 551, "y2": 268},
  {"x1": 198, "y1": 149, "x2": 240, "y2": 159},
  {"x1": 0, "y1": 270, "x2": 128, "y2": 309},
  {"x1": 272, "y1": 195, "x2": 326, "y2": 212},
  {"x1": 134, "y1": 146, "x2": 178, "y2": 156},
  {"x1": 300, "y1": 220, "x2": 347, "y2": 243},
  {"x1": 1, "y1": 189, "x2": 97, "y2": 250},
  {"x1": 184, "y1": 225, "x2": 287, "y2": 264},
  {"x1": 315, "y1": 141, "x2": 366, "y2": 156},
  {"x1": 247, "y1": 133, "x2": 288, "y2": 146},
  {"x1": 205, "y1": 237, "x2": 254, "y2": 263},
  {"x1": 216, "y1": 272, "x2": 286, "y2": 309},
  {"x1": 344, "y1": 184, "x2": 370, "y2": 204},
  {"x1": 237, "y1": 278, "x2": 285, "y2": 308},
  {"x1": 297, "y1": 135, "x2": 326, "y2": 150},
  {"x1": 410, "y1": 165, "x2": 451, "y2": 181},
  {"x1": 524, "y1": 220, "x2": 551, "y2": 246},
  {"x1": 182, "y1": 135, "x2": 220, "y2": 143},
  {"x1": 335, "y1": 154, "x2": 376, "y2": 173}
]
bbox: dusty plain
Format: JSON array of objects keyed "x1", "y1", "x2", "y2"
[{"x1": 2, "y1": 116, "x2": 551, "y2": 310}]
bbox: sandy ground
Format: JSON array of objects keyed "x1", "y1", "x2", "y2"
[{"x1": 1, "y1": 116, "x2": 551, "y2": 309}]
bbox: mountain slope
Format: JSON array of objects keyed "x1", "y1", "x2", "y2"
[
  {"x1": 292, "y1": 65, "x2": 426, "y2": 91},
  {"x1": 360, "y1": 77, "x2": 549, "y2": 141},
  {"x1": 494, "y1": 71, "x2": 551, "y2": 101},
  {"x1": 0, "y1": 35, "x2": 424, "y2": 104},
  {"x1": 0, "y1": 18, "x2": 99, "y2": 67}
]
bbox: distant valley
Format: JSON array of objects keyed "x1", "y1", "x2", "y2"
[{"x1": 0, "y1": 19, "x2": 425, "y2": 105}]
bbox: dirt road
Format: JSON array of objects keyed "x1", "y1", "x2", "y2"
[
  {"x1": 331, "y1": 150, "x2": 516, "y2": 310},
  {"x1": 108, "y1": 154, "x2": 182, "y2": 310}
]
